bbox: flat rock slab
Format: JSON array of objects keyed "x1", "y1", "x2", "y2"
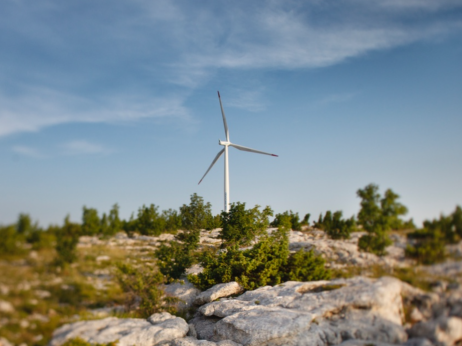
[
  {"x1": 50, "y1": 312, "x2": 188, "y2": 346},
  {"x1": 190, "y1": 277, "x2": 411, "y2": 346},
  {"x1": 168, "y1": 336, "x2": 242, "y2": 346},
  {"x1": 194, "y1": 282, "x2": 244, "y2": 306}
]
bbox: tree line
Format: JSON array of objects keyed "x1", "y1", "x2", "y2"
[{"x1": 1, "y1": 185, "x2": 461, "y2": 267}]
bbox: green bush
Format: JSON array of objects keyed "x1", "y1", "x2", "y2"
[
  {"x1": 271, "y1": 210, "x2": 304, "y2": 231},
  {"x1": 315, "y1": 211, "x2": 355, "y2": 240},
  {"x1": 61, "y1": 337, "x2": 117, "y2": 346},
  {"x1": 420, "y1": 205, "x2": 462, "y2": 244},
  {"x1": 0, "y1": 224, "x2": 25, "y2": 256},
  {"x1": 132, "y1": 204, "x2": 168, "y2": 236},
  {"x1": 189, "y1": 217, "x2": 330, "y2": 290},
  {"x1": 55, "y1": 216, "x2": 81, "y2": 266},
  {"x1": 81, "y1": 206, "x2": 100, "y2": 236},
  {"x1": 356, "y1": 184, "x2": 408, "y2": 255},
  {"x1": 116, "y1": 263, "x2": 178, "y2": 317},
  {"x1": 282, "y1": 249, "x2": 331, "y2": 282},
  {"x1": 405, "y1": 226, "x2": 448, "y2": 265},
  {"x1": 180, "y1": 193, "x2": 215, "y2": 231},
  {"x1": 220, "y1": 202, "x2": 273, "y2": 247},
  {"x1": 358, "y1": 234, "x2": 392, "y2": 256},
  {"x1": 26, "y1": 228, "x2": 56, "y2": 250}
]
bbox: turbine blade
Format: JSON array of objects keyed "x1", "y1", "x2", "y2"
[
  {"x1": 198, "y1": 148, "x2": 225, "y2": 185},
  {"x1": 218, "y1": 91, "x2": 229, "y2": 141},
  {"x1": 229, "y1": 143, "x2": 278, "y2": 157}
]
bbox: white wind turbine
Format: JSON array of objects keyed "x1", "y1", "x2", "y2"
[{"x1": 198, "y1": 91, "x2": 278, "y2": 212}]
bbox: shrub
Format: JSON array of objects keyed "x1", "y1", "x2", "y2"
[
  {"x1": 189, "y1": 217, "x2": 330, "y2": 290},
  {"x1": 358, "y1": 234, "x2": 392, "y2": 256},
  {"x1": 116, "y1": 263, "x2": 178, "y2": 317},
  {"x1": 271, "y1": 210, "x2": 303, "y2": 231},
  {"x1": 180, "y1": 193, "x2": 215, "y2": 231},
  {"x1": 315, "y1": 210, "x2": 355, "y2": 240},
  {"x1": 61, "y1": 337, "x2": 117, "y2": 346},
  {"x1": 220, "y1": 202, "x2": 273, "y2": 247},
  {"x1": 26, "y1": 228, "x2": 56, "y2": 250},
  {"x1": 55, "y1": 216, "x2": 81, "y2": 266},
  {"x1": 81, "y1": 206, "x2": 100, "y2": 236},
  {"x1": 356, "y1": 184, "x2": 408, "y2": 255},
  {"x1": 155, "y1": 225, "x2": 200, "y2": 281},
  {"x1": 405, "y1": 226, "x2": 447, "y2": 265},
  {"x1": 282, "y1": 249, "x2": 331, "y2": 282},
  {"x1": 420, "y1": 205, "x2": 462, "y2": 244},
  {"x1": 133, "y1": 204, "x2": 167, "y2": 236},
  {"x1": 0, "y1": 225, "x2": 25, "y2": 256}
]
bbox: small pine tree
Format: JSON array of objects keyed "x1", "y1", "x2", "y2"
[
  {"x1": 356, "y1": 184, "x2": 408, "y2": 256},
  {"x1": 107, "y1": 203, "x2": 121, "y2": 236},
  {"x1": 220, "y1": 202, "x2": 273, "y2": 247},
  {"x1": 180, "y1": 193, "x2": 214, "y2": 231},
  {"x1": 55, "y1": 216, "x2": 81, "y2": 266},
  {"x1": 81, "y1": 207, "x2": 100, "y2": 236}
]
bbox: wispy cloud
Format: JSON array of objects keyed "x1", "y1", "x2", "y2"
[
  {"x1": 316, "y1": 92, "x2": 359, "y2": 107},
  {"x1": 61, "y1": 140, "x2": 109, "y2": 156},
  {"x1": 0, "y1": 87, "x2": 191, "y2": 137},
  {"x1": 12, "y1": 145, "x2": 45, "y2": 158},
  {"x1": 0, "y1": 0, "x2": 460, "y2": 137}
]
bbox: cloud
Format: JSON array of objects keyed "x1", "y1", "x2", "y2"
[
  {"x1": 0, "y1": 0, "x2": 460, "y2": 137},
  {"x1": 61, "y1": 140, "x2": 109, "y2": 156},
  {"x1": 316, "y1": 92, "x2": 359, "y2": 107},
  {"x1": 12, "y1": 145, "x2": 45, "y2": 158},
  {"x1": 0, "y1": 87, "x2": 191, "y2": 137}
]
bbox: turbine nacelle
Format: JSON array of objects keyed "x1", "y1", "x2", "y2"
[{"x1": 219, "y1": 140, "x2": 230, "y2": 146}]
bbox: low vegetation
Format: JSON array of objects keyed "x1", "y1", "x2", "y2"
[
  {"x1": 0, "y1": 187, "x2": 460, "y2": 346},
  {"x1": 314, "y1": 210, "x2": 356, "y2": 240},
  {"x1": 188, "y1": 209, "x2": 330, "y2": 290}
]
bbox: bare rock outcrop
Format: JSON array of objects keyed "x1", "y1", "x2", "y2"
[
  {"x1": 189, "y1": 276, "x2": 409, "y2": 346},
  {"x1": 194, "y1": 282, "x2": 244, "y2": 306},
  {"x1": 50, "y1": 312, "x2": 188, "y2": 346}
]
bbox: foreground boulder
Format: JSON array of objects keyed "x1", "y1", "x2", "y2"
[
  {"x1": 50, "y1": 312, "x2": 188, "y2": 346},
  {"x1": 189, "y1": 276, "x2": 410, "y2": 346}
]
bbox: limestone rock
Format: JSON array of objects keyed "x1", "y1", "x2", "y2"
[
  {"x1": 50, "y1": 313, "x2": 188, "y2": 346},
  {"x1": 408, "y1": 316, "x2": 462, "y2": 346},
  {"x1": 168, "y1": 337, "x2": 242, "y2": 346},
  {"x1": 194, "y1": 282, "x2": 244, "y2": 306},
  {"x1": 0, "y1": 337, "x2": 13, "y2": 346},
  {"x1": 190, "y1": 277, "x2": 409, "y2": 346},
  {"x1": 0, "y1": 300, "x2": 14, "y2": 313},
  {"x1": 164, "y1": 279, "x2": 201, "y2": 310}
]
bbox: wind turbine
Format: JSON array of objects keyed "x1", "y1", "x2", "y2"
[{"x1": 198, "y1": 91, "x2": 278, "y2": 212}]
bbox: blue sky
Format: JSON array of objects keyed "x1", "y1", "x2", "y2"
[{"x1": 1, "y1": 0, "x2": 461, "y2": 226}]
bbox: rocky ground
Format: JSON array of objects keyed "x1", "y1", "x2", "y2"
[{"x1": 1, "y1": 228, "x2": 462, "y2": 346}]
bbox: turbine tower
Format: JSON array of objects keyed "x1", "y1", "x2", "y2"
[{"x1": 198, "y1": 91, "x2": 278, "y2": 212}]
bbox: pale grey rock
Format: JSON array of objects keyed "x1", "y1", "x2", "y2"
[
  {"x1": 189, "y1": 315, "x2": 221, "y2": 341},
  {"x1": 0, "y1": 300, "x2": 14, "y2": 313},
  {"x1": 338, "y1": 340, "x2": 400, "y2": 346},
  {"x1": 168, "y1": 337, "x2": 217, "y2": 345},
  {"x1": 168, "y1": 337, "x2": 242, "y2": 346},
  {"x1": 0, "y1": 284, "x2": 9, "y2": 295},
  {"x1": 194, "y1": 282, "x2": 244, "y2": 306},
  {"x1": 50, "y1": 314, "x2": 189, "y2": 346},
  {"x1": 410, "y1": 307, "x2": 425, "y2": 323},
  {"x1": 423, "y1": 261, "x2": 462, "y2": 278},
  {"x1": 164, "y1": 279, "x2": 201, "y2": 310},
  {"x1": 403, "y1": 338, "x2": 434, "y2": 346},
  {"x1": 288, "y1": 231, "x2": 409, "y2": 269},
  {"x1": 148, "y1": 312, "x2": 178, "y2": 324},
  {"x1": 0, "y1": 337, "x2": 13, "y2": 346},
  {"x1": 190, "y1": 277, "x2": 410, "y2": 346},
  {"x1": 188, "y1": 323, "x2": 198, "y2": 338},
  {"x1": 408, "y1": 316, "x2": 462, "y2": 346}
]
